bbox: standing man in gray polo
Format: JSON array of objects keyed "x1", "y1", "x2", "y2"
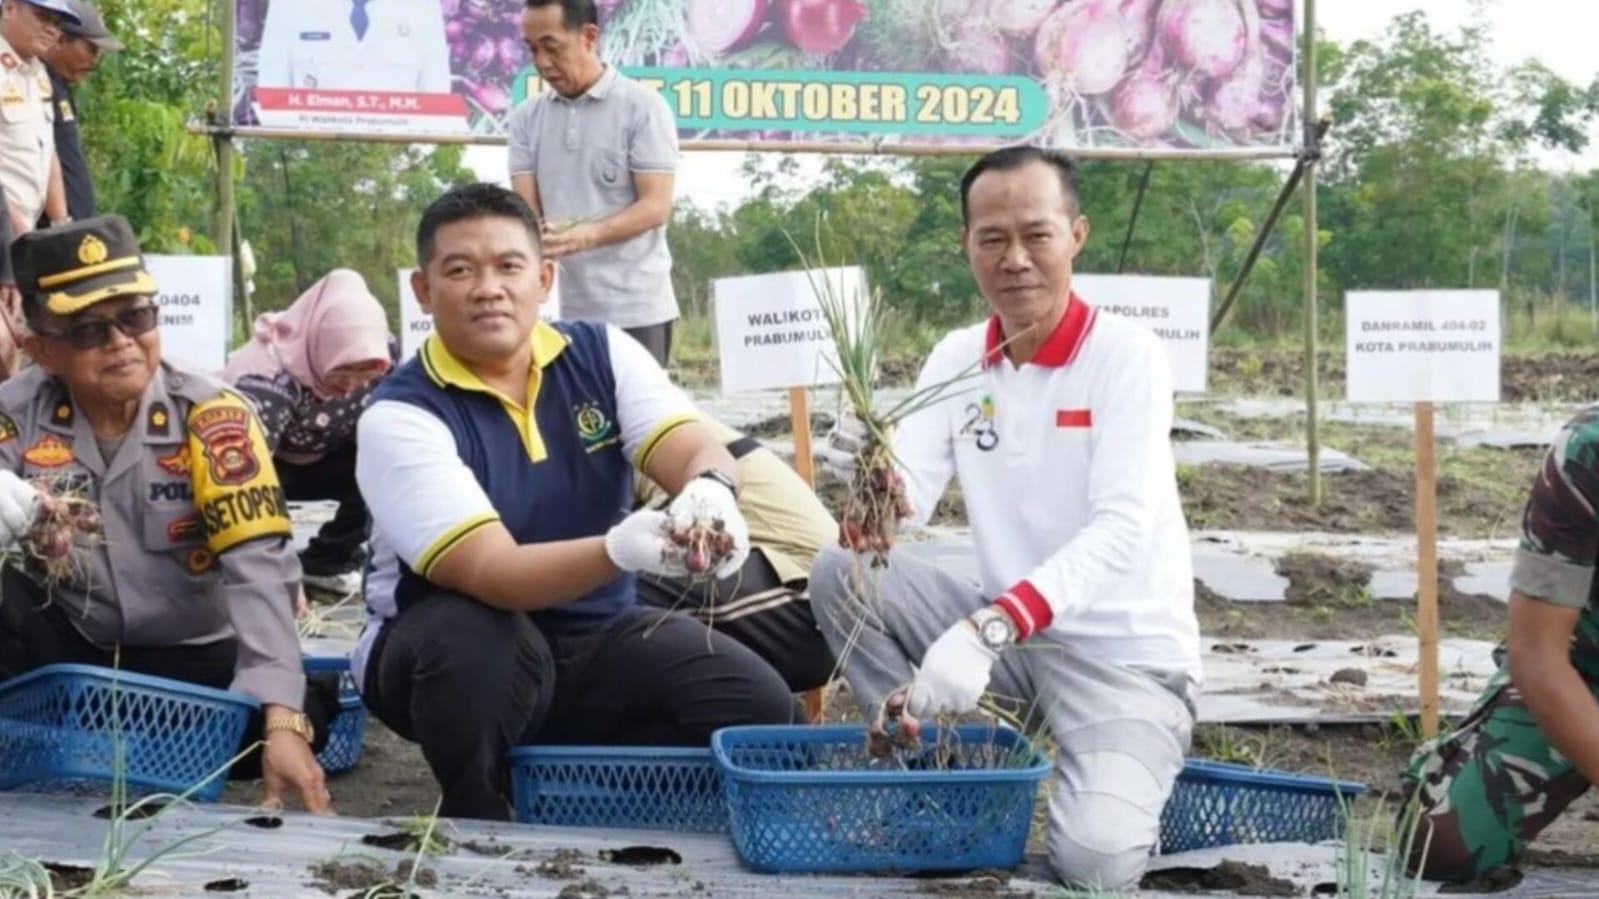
[{"x1": 507, "y1": 0, "x2": 680, "y2": 367}]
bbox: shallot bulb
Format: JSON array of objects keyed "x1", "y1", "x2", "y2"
[
  {"x1": 1156, "y1": 0, "x2": 1247, "y2": 80},
  {"x1": 984, "y1": 0, "x2": 1058, "y2": 36},
  {"x1": 1035, "y1": 0, "x2": 1133, "y2": 97}
]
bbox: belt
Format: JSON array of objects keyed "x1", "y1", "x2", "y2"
[{"x1": 726, "y1": 436, "x2": 762, "y2": 460}]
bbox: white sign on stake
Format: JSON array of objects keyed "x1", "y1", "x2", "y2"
[
  {"x1": 1345, "y1": 290, "x2": 1501, "y2": 403},
  {"x1": 712, "y1": 267, "x2": 860, "y2": 395},
  {"x1": 1076, "y1": 274, "x2": 1211, "y2": 393},
  {"x1": 147, "y1": 255, "x2": 231, "y2": 372},
  {"x1": 397, "y1": 268, "x2": 561, "y2": 361}
]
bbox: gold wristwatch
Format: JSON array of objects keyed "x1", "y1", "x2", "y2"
[{"x1": 264, "y1": 711, "x2": 315, "y2": 743}]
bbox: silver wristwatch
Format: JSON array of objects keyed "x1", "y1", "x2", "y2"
[{"x1": 969, "y1": 607, "x2": 1017, "y2": 652}]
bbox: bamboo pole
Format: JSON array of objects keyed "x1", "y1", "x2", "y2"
[
  {"x1": 1303, "y1": 0, "x2": 1323, "y2": 505},
  {"x1": 183, "y1": 122, "x2": 1303, "y2": 162},
  {"x1": 214, "y1": 0, "x2": 239, "y2": 328},
  {"x1": 1415, "y1": 401, "x2": 1440, "y2": 738}
]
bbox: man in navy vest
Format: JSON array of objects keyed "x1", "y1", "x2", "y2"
[{"x1": 350, "y1": 183, "x2": 792, "y2": 820}]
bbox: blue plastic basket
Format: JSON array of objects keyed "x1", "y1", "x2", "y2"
[
  {"x1": 302, "y1": 655, "x2": 366, "y2": 775},
  {"x1": 712, "y1": 724, "x2": 1051, "y2": 875},
  {"x1": 509, "y1": 746, "x2": 727, "y2": 833},
  {"x1": 0, "y1": 664, "x2": 256, "y2": 802},
  {"x1": 1159, "y1": 759, "x2": 1367, "y2": 854}
]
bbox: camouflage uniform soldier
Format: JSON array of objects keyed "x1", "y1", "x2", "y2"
[{"x1": 1404, "y1": 407, "x2": 1599, "y2": 881}]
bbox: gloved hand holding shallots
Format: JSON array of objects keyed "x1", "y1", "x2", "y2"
[{"x1": 662, "y1": 476, "x2": 750, "y2": 579}]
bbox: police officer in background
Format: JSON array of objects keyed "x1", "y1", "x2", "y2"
[
  {"x1": 38, "y1": 0, "x2": 118, "y2": 225},
  {"x1": 0, "y1": 216, "x2": 336, "y2": 812},
  {"x1": 255, "y1": 0, "x2": 451, "y2": 95},
  {"x1": 0, "y1": 0, "x2": 72, "y2": 239}
]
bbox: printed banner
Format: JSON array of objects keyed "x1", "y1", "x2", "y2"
[
  {"x1": 713, "y1": 266, "x2": 860, "y2": 394},
  {"x1": 1345, "y1": 291, "x2": 1502, "y2": 404},
  {"x1": 146, "y1": 255, "x2": 232, "y2": 372},
  {"x1": 232, "y1": 0, "x2": 1297, "y2": 151}
]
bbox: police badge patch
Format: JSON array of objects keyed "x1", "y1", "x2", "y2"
[
  {"x1": 191, "y1": 405, "x2": 260, "y2": 485},
  {"x1": 0, "y1": 412, "x2": 17, "y2": 444}
]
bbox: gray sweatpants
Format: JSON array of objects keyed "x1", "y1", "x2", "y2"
[{"x1": 810, "y1": 546, "x2": 1195, "y2": 892}]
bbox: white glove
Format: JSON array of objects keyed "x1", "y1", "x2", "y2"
[
  {"x1": 604, "y1": 509, "x2": 688, "y2": 578},
  {"x1": 0, "y1": 470, "x2": 39, "y2": 547},
  {"x1": 665, "y1": 476, "x2": 750, "y2": 579},
  {"x1": 907, "y1": 621, "x2": 998, "y2": 718}
]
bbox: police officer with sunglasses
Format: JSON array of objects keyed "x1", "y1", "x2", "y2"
[{"x1": 0, "y1": 215, "x2": 338, "y2": 813}]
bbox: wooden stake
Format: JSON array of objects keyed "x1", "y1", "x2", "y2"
[
  {"x1": 789, "y1": 386, "x2": 815, "y2": 487},
  {"x1": 1415, "y1": 401, "x2": 1440, "y2": 738},
  {"x1": 786, "y1": 385, "x2": 826, "y2": 724}
]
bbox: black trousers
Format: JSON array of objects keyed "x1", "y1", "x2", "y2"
[
  {"x1": 0, "y1": 568, "x2": 337, "y2": 780},
  {"x1": 362, "y1": 591, "x2": 794, "y2": 820},
  {"x1": 636, "y1": 549, "x2": 836, "y2": 693},
  {"x1": 623, "y1": 321, "x2": 673, "y2": 368},
  {"x1": 276, "y1": 441, "x2": 368, "y2": 576}
]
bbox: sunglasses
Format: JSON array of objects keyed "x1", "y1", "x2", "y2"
[{"x1": 40, "y1": 304, "x2": 159, "y2": 350}]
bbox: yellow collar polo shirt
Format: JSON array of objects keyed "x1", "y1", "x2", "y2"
[{"x1": 350, "y1": 320, "x2": 696, "y2": 690}]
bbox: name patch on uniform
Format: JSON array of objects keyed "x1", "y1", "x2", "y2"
[
  {"x1": 168, "y1": 513, "x2": 204, "y2": 543},
  {"x1": 57, "y1": 99, "x2": 71, "y2": 121},
  {"x1": 187, "y1": 394, "x2": 291, "y2": 555},
  {"x1": 150, "y1": 480, "x2": 193, "y2": 503},
  {"x1": 155, "y1": 446, "x2": 190, "y2": 477},
  {"x1": 1055, "y1": 409, "x2": 1092, "y2": 429},
  {"x1": 298, "y1": 31, "x2": 332, "y2": 40},
  {"x1": 192, "y1": 405, "x2": 259, "y2": 485},
  {"x1": 574, "y1": 401, "x2": 618, "y2": 453},
  {"x1": 23, "y1": 434, "x2": 72, "y2": 468}
]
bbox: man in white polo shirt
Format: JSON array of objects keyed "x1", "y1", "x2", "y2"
[
  {"x1": 507, "y1": 0, "x2": 679, "y2": 366},
  {"x1": 810, "y1": 146, "x2": 1201, "y2": 892}
]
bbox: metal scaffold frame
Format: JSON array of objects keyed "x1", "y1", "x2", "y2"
[{"x1": 198, "y1": 0, "x2": 1327, "y2": 504}]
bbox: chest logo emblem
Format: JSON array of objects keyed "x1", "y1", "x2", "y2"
[
  {"x1": 156, "y1": 446, "x2": 191, "y2": 477},
  {"x1": 23, "y1": 434, "x2": 72, "y2": 468},
  {"x1": 574, "y1": 401, "x2": 617, "y2": 453},
  {"x1": 960, "y1": 395, "x2": 999, "y2": 452}
]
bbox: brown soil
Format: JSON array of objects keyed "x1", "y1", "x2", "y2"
[
  {"x1": 1195, "y1": 554, "x2": 1508, "y2": 643},
  {"x1": 1208, "y1": 348, "x2": 1599, "y2": 403},
  {"x1": 43, "y1": 863, "x2": 93, "y2": 892},
  {"x1": 916, "y1": 872, "x2": 1039, "y2": 897},
  {"x1": 556, "y1": 880, "x2": 617, "y2": 899},
  {"x1": 308, "y1": 860, "x2": 393, "y2": 894},
  {"x1": 1141, "y1": 860, "x2": 1298, "y2": 896},
  {"x1": 1179, "y1": 463, "x2": 1531, "y2": 539},
  {"x1": 517, "y1": 848, "x2": 588, "y2": 880}
]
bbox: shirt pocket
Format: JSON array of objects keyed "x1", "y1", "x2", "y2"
[
  {"x1": 141, "y1": 505, "x2": 216, "y2": 584},
  {"x1": 588, "y1": 147, "x2": 631, "y2": 206}
]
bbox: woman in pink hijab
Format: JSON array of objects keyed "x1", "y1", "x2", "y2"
[{"x1": 222, "y1": 269, "x2": 396, "y2": 595}]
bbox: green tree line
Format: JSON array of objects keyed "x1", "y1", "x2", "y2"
[{"x1": 66, "y1": 3, "x2": 1599, "y2": 348}]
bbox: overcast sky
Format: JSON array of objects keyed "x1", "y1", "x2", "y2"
[{"x1": 463, "y1": 0, "x2": 1599, "y2": 208}]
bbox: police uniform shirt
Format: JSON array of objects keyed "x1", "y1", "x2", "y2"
[
  {"x1": 45, "y1": 68, "x2": 90, "y2": 221},
  {"x1": 349, "y1": 321, "x2": 697, "y2": 692},
  {"x1": 0, "y1": 33, "x2": 54, "y2": 223},
  {"x1": 0, "y1": 361, "x2": 307, "y2": 709},
  {"x1": 255, "y1": 0, "x2": 451, "y2": 94}
]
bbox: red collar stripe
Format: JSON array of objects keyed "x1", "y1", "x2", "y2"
[{"x1": 983, "y1": 293, "x2": 1096, "y2": 369}]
